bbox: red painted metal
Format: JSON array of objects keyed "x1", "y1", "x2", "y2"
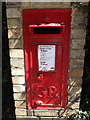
[{"x1": 22, "y1": 9, "x2": 71, "y2": 110}]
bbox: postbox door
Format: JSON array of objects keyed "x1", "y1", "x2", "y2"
[{"x1": 29, "y1": 43, "x2": 63, "y2": 109}]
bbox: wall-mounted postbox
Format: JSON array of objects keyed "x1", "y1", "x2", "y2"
[{"x1": 23, "y1": 9, "x2": 71, "y2": 110}]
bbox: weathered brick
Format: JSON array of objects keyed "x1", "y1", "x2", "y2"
[
  {"x1": 22, "y1": 2, "x2": 71, "y2": 9},
  {"x1": 40, "y1": 117, "x2": 53, "y2": 120},
  {"x1": 11, "y1": 67, "x2": 25, "y2": 75},
  {"x1": 71, "y1": 29, "x2": 86, "y2": 39},
  {"x1": 10, "y1": 58, "x2": 24, "y2": 68},
  {"x1": 59, "y1": 109, "x2": 75, "y2": 118},
  {"x1": 9, "y1": 49, "x2": 24, "y2": 58},
  {"x1": 15, "y1": 101, "x2": 26, "y2": 108},
  {"x1": 70, "y1": 50, "x2": 85, "y2": 59},
  {"x1": 7, "y1": 18, "x2": 22, "y2": 28},
  {"x1": 70, "y1": 39, "x2": 85, "y2": 49},
  {"x1": 15, "y1": 108, "x2": 27, "y2": 116},
  {"x1": 20, "y1": 2, "x2": 32, "y2": 8},
  {"x1": 28, "y1": 110, "x2": 34, "y2": 116},
  {"x1": 6, "y1": 2, "x2": 20, "y2": 8},
  {"x1": 69, "y1": 78, "x2": 82, "y2": 86},
  {"x1": 68, "y1": 93, "x2": 81, "y2": 102},
  {"x1": 68, "y1": 102, "x2": 80, "y2": 109},
  {"x1": 82, "y1": 2, "x2": 88, "y2": 6},
  {"x1": 69, "y1": 59, "x2": 84, "y2": 68},
  {"x1": 34, "y1": 110, "x2": 58, "y2": 117},
  {"x1": 6, "y1": 2, "x2": 20, "y2": 5},
  {"x1": 9, "y1": 38, "x2": 23, "y2": 49},
  {"x1": 12, "y1": 76, "x2": 25, "y2": 85},
  {"x1": 13, "y1": 85, "x2": 25, "y2": 92},
  {"x1": 70, "y1": 69, "x2": 83, "y2": 77},
  {"x1": 6, "y1": 8, "x2": 21, "y2": 18},
  {"x1": 71, "y1": 15, "x2": 87, "y2": 28},
  {"x1": 59, "y1": 110, "x2": 67, "y2": 118},
  {"x1": 65, "y1": 109, "x2": 75, "y2": 118},
  {"x1": 8, "y1": 29, "x2": 22, "y2": 39},
  {"x1": 68, "y1": 86, "x2": 82, "y2": 94},
  {"x1": 60, "y1": 118, "x2": 69, "y2": 120},
  {"x1": 53, "y1": 118, "x2": 61, "y2": 120},
  {"x1": 71, "y1": 7, "x2": 87, "y2": 17},
  {"x1": 14, "y1": 93, "x2": 26, "y2": 100},
  {"x1": 71, "y1": 3, "x2": 80, "y2": 8},
  {"x1": 16, "y1": 116, "x2": 39, "y2": 120}
]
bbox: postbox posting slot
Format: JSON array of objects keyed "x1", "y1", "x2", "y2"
[
  {"x1": 34, "y1": 27, "x2": 60, "y2": 34},
  {"x1": 29, "y1": 23, "x2": 65, "y2": 34}
]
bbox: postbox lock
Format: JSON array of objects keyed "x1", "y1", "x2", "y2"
[{"x1": 37, "y1": 74, "x2": 43, "y2": 80}]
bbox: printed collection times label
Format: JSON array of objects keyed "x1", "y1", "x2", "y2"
[{"x1": 38, "y1": 45, "x2": 55, "y2": 71}]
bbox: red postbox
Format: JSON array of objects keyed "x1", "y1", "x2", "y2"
[{"x1": 22, "y1": 9, "x2": 71, "y2": 110}]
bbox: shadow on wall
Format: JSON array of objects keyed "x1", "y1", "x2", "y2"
[
  {"x1": 8, "y1": 29, "x2": 23, "y2": 49},
  {"x1": 2, "y1": 3, "x2": 16, "y2": 119},
  {"x1": 7, "y1": 15, "x2": 23, "y2": 49},
  {"x1": 80, "y1": 1, "x2": 90, "y2": 111}
]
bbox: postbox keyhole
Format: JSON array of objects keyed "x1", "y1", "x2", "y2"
[{"x1": 37, "y1": 74, "x2": 43, "y2": 80}]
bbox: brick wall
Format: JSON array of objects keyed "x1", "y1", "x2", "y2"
[{"x1": 6, "y1": 2, "x2": 88, "y2": 119}]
